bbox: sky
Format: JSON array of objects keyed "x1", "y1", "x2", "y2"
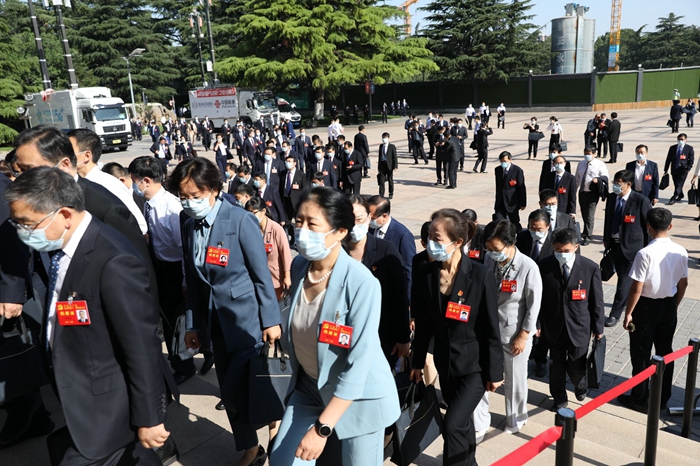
[{"x1": 386, "y1": 0, "x2": 700, "y2": 38}]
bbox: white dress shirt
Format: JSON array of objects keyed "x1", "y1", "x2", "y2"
[
  {"x1": 48, "y1": 212, "x2": 93, "y2": 348},
  {"x1": 85, "y1": 166, "x2": 148, "y2": 234},
  {"x1": 634, "y1": 160, "x2": 647, "y2": 192},
  {"x1": 629, "y1": 237, "x2": 688, "y2": 299},
  {"x1": 376, "y1": 217, "x2": 392, "y2": 240},
  {"x1": 575, "y1": 158, "x2": 610, "y2": 192},
  {"x1": 145, "y1": 187, "x2": 184, "y2": 262},
  {"x1": 546, "y1": 122, "x2": 563, "y2": 134}
]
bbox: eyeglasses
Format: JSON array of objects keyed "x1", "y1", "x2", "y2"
[{"x1": 8, "y1": 208, "x2": 61, "y2": 233}]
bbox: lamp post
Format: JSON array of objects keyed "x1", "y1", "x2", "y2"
[
  {"x1": 122, "y1": 48, "x2": 145, "y2": 117},
  {"x1": 190, "y1": 10, "x2": 207, "y2": 87}
]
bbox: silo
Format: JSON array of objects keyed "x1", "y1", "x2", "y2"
[{"x1": 551, "y1": 4, "x2": 595, "y2": 74}]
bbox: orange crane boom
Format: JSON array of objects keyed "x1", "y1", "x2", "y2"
[
  {"x1": 608, "y1": 0, "x2": 622, "y2": 71},
  {"x1": 398, "y1": 0, "x2": 419, "y2": 35}
]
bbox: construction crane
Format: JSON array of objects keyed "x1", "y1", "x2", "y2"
[
  {"x1": 607, "y1": 0, "x2": 622, "y2": 71},
  {"x1": 398, "y1": 0, "x2": 419, "y2": 35}
]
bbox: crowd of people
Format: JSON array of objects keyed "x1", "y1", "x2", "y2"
[{"x1": 0, "y1": 101, "x2": 694, "y2": 466}]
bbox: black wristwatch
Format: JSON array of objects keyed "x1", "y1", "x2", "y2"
[{"x1": 315, "y1": 420, "x2": 333, "y2": 438}]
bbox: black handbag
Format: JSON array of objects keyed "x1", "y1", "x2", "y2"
[
  {"x1": 390, "y1": 383, "x2": 443, "y2": 466},
  {"x1": 587, "y1": 335, "x2": 606, "y2": 389},
  {"x1": 247, "y1": 340, "x2": 292, "y2": 425},
  {"x1": 600, "y1": 249, "x2": 615, "y2": 282},
  {"x1": 559, "y1": 141, "x2": 568, "y2": 152},
  {"x1": 469, "y1": 140, "x2": 477, "y2": 150},
  {"x1": 616, "y1": 142, "x2": 623, "y2": 152},
  {"x1": 528, "y1": 132, "x2": 545, "y2": 141},
  {"x1": 667, "y1": 119, "x2": 673, "y2": 127},
  {"x1": 660, "y1": 173, "x2": 670, "y2": 190},
  {"x1": 0, "y1": 316, "x2": 48, "y2": 404},
  {"x1": 689, "y1": 183, "x2": 699, "y2": 205}
]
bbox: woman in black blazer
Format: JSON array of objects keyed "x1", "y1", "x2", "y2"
[
  {"x1": 344, "y1": 195, "x2": 411, "y2": 365},
  {"x1": 410, "y1": 208, "x2": 503, "y2": 466}
]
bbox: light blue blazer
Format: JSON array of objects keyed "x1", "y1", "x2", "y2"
[{"x1": 282, "y1": 248, "x2": 400, "y2": 439}]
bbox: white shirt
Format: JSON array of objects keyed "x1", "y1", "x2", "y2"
[
  {"x1": 629, "y1": 237, "x2": 688, "y2": 299},
  {"x1": 634, "y1": 160, "x2": 647, "y2": 192},
  {"x1": 376, "y1": 216, "x2": 392, "y2": 240},
  {"x1": 611, "y1": 190, "x2": 631, "y2": 239},
  {"x1": 497, "y1": 105, "x2": 506, "y2": 113},
  {"x1": 48, "y1": 213, "x2": 93, "y2": 348},
  {"x1": 575, "y1": 158, "x2": 609, "y2": 192},
  {"x1": 145, "y1": 187, "x2": 184, "y2": 262},
  {"x1": 85, "y1": 166, "x2": 148, "y2": 234},
  {"x1": 465, "y1": 106, "x2": 475, "y2": 117},
  {"x1": 546, "y1": 122, "x2": 563, "y2": 135}
]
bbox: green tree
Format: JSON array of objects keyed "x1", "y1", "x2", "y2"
[
  {"x1": 216, "y1": 0, "x2": 437, "y2": 118},
  {"x1": 420, "y1": 0, "x2": 548, "y2": 80},
  {"x1": 637, "y1": 14, "x2": 700, "y2": 69},
  {"x1": 594, "y1": 28, "x2": 644, "y2": 71}
]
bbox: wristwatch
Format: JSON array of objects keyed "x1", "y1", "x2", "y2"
[{"x1": 314, "y1": 420, "x2": 333, "y2": 438}]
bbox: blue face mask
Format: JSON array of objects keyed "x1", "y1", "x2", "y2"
[
  {"x1": 16, "y1": 211, "x2": 66, "y2": 252},
  {"x1": 584, "y1": 154, "x2": 592, "y2": 162},
  {"x1": 487, "y1": 248, "x2": 509, "y2": 263},
  {"x1": 543, "y1": 205, "x2": 557, "y2": 217},
  {"x1": 369, "y1": 219, "x2": 380, "y2": 230},
  {"x1": 530, "y1": 229, "x2": 547, "y2": 241},
  {"x1": 253, "y1": 179, "x2": 262, "y2": 188},
  {"x1": 612, "y1": 184, "x2": 623, "y2": 195},
  {"x1": 224, "y1": 172, "x2": 231, "y2": 180},
  {"x1": 264, "y1": 154, "x2": 272, "y2": 162},
  {"x1": 350, "y1": 223, "x2": 369, "y2": 243},
  {"x1": 132, "y1": 180, "x2": 145, "y2": 197},
  {"x1": 181, "y1": 194, "x2": 213, "y2": 219},
  {"x1": 554, "y1": 251, "x2": 575, "y2": 266},
  {"x1": 238, "y1": 176, "x2": 247, "y2": 183},
  {"x1": 315, "y1": 152, "x2": 324, "y2": 161},
  {"x1": 295, "y1": 228, "x2": 337, "y2": 261},
  {"x1": 501, "y1": 161, "x2": 510, "y2": 170},
  {"x1": 427, "y1": 239, "x2": 455, "y2": 262},
  {"x1": 555, "y1": 164, "x2": 565, "y2": 172},
  {"x1": 285, "y1": 161, "x2": 294, "y2": 170}
]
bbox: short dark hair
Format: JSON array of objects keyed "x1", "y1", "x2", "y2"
[
  {"x1": 635, "y1": 144, "x2": 648, "y2": 153},
  {"x1": 67, "y1": 129, "x2": 103, "y2": 163},
  {"x1": 431, "y1": 208, "x2": 471, "y2": 243},
  {"x1": 358, "y1": 125, "x2": 365, "y2": 131},
  {"x1": 647, "y1": 208, "x2": 672, "y2": 231},
  {"x1": 4, "y1": 167, "x2": 85, "y2": 213},
  {"x1": 253, "y1": 171, "x2": 267, "y2": 182},
  {"x1": 348, "y1": 194, "x2": 370, "y2": 214},
  {"x1": 382, "y1": 132, "x2": 390, "y2": 139},
  {"x1": 312, "y1": 171, "x2": 325, "y2": 182},
  {"x1": 554, "y1": 155, "x2": 567, "y2": 164},
  {"x1": 420, "y1": 221, "x2": 431, "y2": 244},
  {"x1": 461, "y1": 208, "x2": 477, "y2": 222},
  {"x1": 585, "y1": 146, "x2": 597, "y2": 155},
  {"x1": 226, "y1": 162, "x2": 237, "y2": 171},
  {"x1": 102, "y1": 162, "x2": 128, "y2": 178},
  {"x1": 551, "y1": 228, "x2": 578, "y2": 246},
  {"x1": 14, "y1": 125, "x2": 76, "y2": 166},
  {"x1": 551, "y1": 143, "x2": 562, "y2": 153},
  {"x1": 299, "y1": 187, "x2": 355, "y2": 236},
  {"x1": 128, "y1": 156, "x2": 163, "y2": 183},
  {"x1": 611, "y1": 112, "x2": 618, "y2": 119},
  {"x1": 237, "y1": 164, "x2": 250, "y2": 175},
  {"x1": 367, "y1": 195, "x2": 390, "y2": 216},
  {"x1": 343, "y1": 141, "x2": 353, "y2": 149},
  {"x1": 614, "y1": 169, "x2": 634, "y2": 184},
  {"x1": 245, "y1": 196, "x2": 270, "y2": 218},
  {"x1": 678, "y1": 133, "x2": 688, "y2": 140},
  {"x1": 167, "y1": 157, "x2": 223, "y2": 195},
  {"x1": 234, "y1": 183, "x2": 256, "y2": 198},
  {"x1": 498, "y1": 151, "x2": 512, "y2": 161},
  {"x1": 325, "y1": 143, "x2": 335, "y2": 151},
  {"x1": 528, "y1": 209, "x2": 551, "y2": 225},
  {"x1": 539, "y1": 189, "x2": 557, "y2": 203},
  {"x1": 483, "y1": 219, "x2": 517, "y2": 246}
]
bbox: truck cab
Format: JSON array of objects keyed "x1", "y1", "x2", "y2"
[
  {"x1": 74, "y1": 88, "x2": 132, "y2": 151},
  {"x1": 239, "y1": 90, "x2": 280, "y2": 127},
  {"x1": 277, "y1": 98, "x2": 302, "y2": 127}
]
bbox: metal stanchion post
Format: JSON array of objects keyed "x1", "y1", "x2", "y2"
[
  {"x1": 555, "y1": 407, "x2": 576, "y2": 466},
  {"x1": 682, "y1": 339, "x2": 700, "y2": 438},
  {"x1": 645, "y1": 355, "x2": 665, "y2": 466}
]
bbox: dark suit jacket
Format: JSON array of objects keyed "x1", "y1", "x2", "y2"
[
  {"x1": 516, "y1": 229, "x2": 554, "y2": 263},
  {"x1": 227, "y1": 175, "x2": 254, "y2": 195},
  {"x1": 664, "y1": 143, "x2": 695, "y2": 173},
  {"x1": 603, "y1": 191, "x2": 652, "y2": 262},
  {"x1": 494, "y1": 164, "x2": 527, "y2": 213},
  {"x1": 294, "y1": 135, "x2": 313, "y2": 166},
  {"x1": 371, "y1": 218, "x2": 416, "y2": 302},
  {"x1": 378, "y1": 143, "x2": 398, "y2": 170},
  {"x1": 551, "y1": 211, "x2": 576, "y2": 233},
  {"x1": 670, "y1": 104, "x2": 683, "y2": 120},
  {"x1": 0, "y1": 176, "x2": 32, "y2": 304},
  {"x1": 538, "y1": 255, "x2": 605, "y2": 354},
  {"x1": 280, "y1": 169, "x2": 307, "y2": 212},
  {"x1": 259, "y1": 184, "x2": 286, "y2": 224},
  {"x1": 608, "y1": 119, "x2": 621, "y2": 142},
  {"x1": 243, "y1": 138, "x2": 258, "y2": 161},
  {"x1": 353, "y1": 132, "x2": 370, "y2": 159},
  {"x1": 625, "y1": 160, "x2": 660, "y2": 203},
  {"x1": 253, "y1": 157, "x2": 284, "y2": 192},
  {"x1": 539, "y1": 159, "x2": 572, "y2": 191},
  {"x1": 149, "y1": 142, "x2": 172, "y2": 160},
  {"x1": 48, "y1": 218, "x2": 166, "y2": 459},
  {"x1": 476, "y1": 126, "x2": 493, "y2": 149},
  {"x1": 447, "y1": 138, "x2": 461, "y2": 162},
  {"x1": 340, "y1": 150, "x2": 364, "y2": 186},
  {"x1": 307, "y1": 157, "x2": 338, "y2": 188},
  {"x1": 358, "y1": 235, "x2": 411, "y2": 356},
  {"x1": 466, "y1": 224, "x2": 486, "y2": 263},
  {"x1": 175, "y1": 141, "x2": 193, "y2": 159},
  {"x1": 412, "y1": 257, "x2": 503, "y2": 382},
  {"x1": 543, "y1": 171, "x2": 577, "y2": 215}
]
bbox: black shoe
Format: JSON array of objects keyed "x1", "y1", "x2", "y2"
[
  {"x1": 434, "y1": 181, "x2": 442, "y2": 186},
  {"x1": 155, "y1": 436, "x2": 180, "y2": 466},
  {"x1": 458, "y1": 167, "x2": 463, "y2": 171},
  {"x1": 200, "y1": 353, "x2": 215, "y2": 375},
  {"x1": 535, "y1": 362, "x2": 547, "y2": 377},
  {"x1": 388, "y1": 195, "x2": 393, "y2": 200},
  {"x1": 248, "y1": 445, "x2": 267, "y2": 465},
  {"x1": 215, "y1": 400, "x2": 226, "y2": 411},
  {"x1": 481, "y1": 171, "x2": 488, "y2": 174},
  {"x1": 618, "y1": 394, "x2": 648, "y2": 414},
  {"x1": 668, "y1": 197, "x2": 677, "y2": 205},
  {"x1": 425, "y1": 161, "x2": 429, "y2": 165},
  {"x1": 606, "y1": 160, "x2": 614, "y2": 163},
  {"x1": 604, "y1": 316, "x2": 619, "y2": 327},
  {"x1": 446, "y1": 186, "x2": 456, "y2": 189},
  {"x1": 363, "y1": 175, "x2": 370, "y2": 179},
  {"x1": 550, "y1": 400, "x2": 568, "y2": 412},
  {"x1": 473, "y1": 168, "x2": 478, "y2": 173},
  {"x1": 173, "y1": 372, "x2": 196, "y2": 386},
  {"x1": 693, "y1": 217, "x2": 700, "y2": 221},
  {"x1": 575, "y1": 387, "x2": 588, "y2": 401},
  {"x1": 413, "y1": 162, "x2": 418, "y2": 165},
  {"x1": 581, "y1": 239, "x2": 590, "y2": 246}
]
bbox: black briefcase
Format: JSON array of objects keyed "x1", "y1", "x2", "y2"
[
  {"x1": 528, "y1": 132, "x2": 545, "y2": 141},
  {"x1": 660, "y1": 173, "x2": 670, "y2": 190},
  {"x1": 390, "y1": 383, "x2": 442, "y2": 466},
  {"x1": 559, "y1": 141, "x2": 568, "y2": 152},
  {"x1": 600, "y1": 249, "x2": 615, "y2": 282},
  {"x1": 0, "y1": 316, "x2": 48, "y2": 404},
  {"x1": 689, "y1": 183, "x2": 699, "y2": 205},
  {"x1": 247, "y1": 341, "x2": 292, "y2": 425},
  {"x1": 587, "y1": 335, "x2": 606, "y2": 389}
]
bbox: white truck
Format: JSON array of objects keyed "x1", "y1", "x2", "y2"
[
  {"x1": 188, "y1": 86, "x2": 280, "y2": 129},
  {"x1": 22, "y1": 87, "x2": 132, "y2": 151},
  {"x1": 277, "y1": 97, "x2": 302, "y2": 127}
]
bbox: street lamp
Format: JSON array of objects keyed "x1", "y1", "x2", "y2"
[{"x1": 122, "y1": 48, "x2": 145, "y2": 117}]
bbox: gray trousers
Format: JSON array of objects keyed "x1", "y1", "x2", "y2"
[{"x1": 578, "y1": 190, "x2": 599, "y2": 240}]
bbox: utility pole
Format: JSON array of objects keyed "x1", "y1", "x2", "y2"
[
  {"x1": 28, "y1": 0, "x2": 52, "y2": 90},
  {"x1": 202, "y1": 0, "x2": 217, "y2": 85},
  {"x1": 49, "y1": 0, "x2": 78, "y2": 89},
  {"x1": 190, "y1": 11, "x2": 207, "y2": 87},
  {"x1": 122, "y1": 48, "x2": 145, "y2": 117}
]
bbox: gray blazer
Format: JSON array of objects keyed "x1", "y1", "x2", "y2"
[{"x1": 484, "y1": 250, "x2": 542, "y2": 346}]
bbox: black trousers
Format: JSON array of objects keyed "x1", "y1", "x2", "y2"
[
  {"x1": 467, "y1": 116, "x2": 473, "y2": 130},
  {"x1": 609, "y1": 140, "x2": 619, "y2": 163},
  {"x1": 548, "y1": 329, "x2": 587, "y2": 406},
  {"x1": 377, "y1": 161, "x2": 394, "y2": 197},
  {"x1": 629, "y1": 296, "x2": 677, "y2": 406},
  {"x1": 671, "y1": 167, "x2": 689, "y2": 200},
  {"x1": 671, "y1": 119, "x2": 680, "y2": 133},
  {"x1": 473, "y1": 148, "x2": 488, "y2": 172},
  {"x1": 215, "y1": 155, "x2": 228, "y2": 182},
  {"x1": 584, "y1": 135, "x2": 595, "y2": 149},
  {"x1": 494, "y1": 207, "x2": 521, "y2": 232},
  {"x1": 282, "y1": 197, "x2": 297, "y2": 243},
  {"x1": 686, "y1": 114, "x2": 694, "y2": 128},
  {"x1": 530, "y1": 335, "x2": 548, "y2": 365},
  {"x1": 436, "y1": 157, "x2": 448, "y2": 183},
  {"x1": 447, "y1": 159, "x2": 458, "y2": 188},
  {"x1": 548, "y1": 134, "x2": 560, "y2": 152},
  {"x1": 578, "y1": 190, "x2": 599, "y2": 240},
  {"x1": 413, "y1": 142, "x2": 427, "y2": 163},
  {"x1": 528, "y1": 139, "x2": 539, "y2": 158},
  {"x1": 382, "y1": 112, "x2": 387, "y2": 123},
  {"x1": 428, "y1": 137, "x2": 436, "y2": 157},
  {"x1": 152, "y1": 257, "x2": 196, "y2": 376},
  {"x1": 201, "y1": 131, "x2": 211, "y2": 150},
  {"x1": 343, "y1": 181, "x2": 361, "y2": 196},
  {"x1": 609, "y1": 242, "x2": 633, "y2": 320},
  {"x1": 457, "y1": 141, "x2": 465, "y2": 168},
  {"x1": 440, "y1": 373, "x2": 484, "y2": 466},
  {"x1": 597, "y1": 136, "x2": 608, "y2": 157},
  {"x1": 156, "y1": 158, "x2": 168, "y2": 179}
]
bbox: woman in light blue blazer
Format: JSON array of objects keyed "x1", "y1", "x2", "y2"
[{"x1": 270, "y1": 187, "x2": 400, "y2": 466}]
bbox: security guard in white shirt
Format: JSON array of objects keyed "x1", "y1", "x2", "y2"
[{"x1": 575, "y1": 147, "x2": 609, "y2": 245}]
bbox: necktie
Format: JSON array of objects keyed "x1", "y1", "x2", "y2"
[
  {"x1": 265, "y1": 162, "x2": 270, "y2": 179},
  {"x1": 286, "y1": 171, "x2": 292, "y2": 195},
  {"x1": 611, "y1": 198, "x2": 625, "y2": 234},
  {"x1": 47, "y1": 250, "x2": 65, "y2": 308},
  {"x1": 258, "y1": 189, "x2": 263, "y2": 198},
  {"x1": 562, "y1": 264, "x2": 570, "y2": 281},
  {"x1": 533, "y1": 240, "x2": 542, "y2": 261},
  {"x1": 676, "y1": 145, "x2": 682, "y2": 168},
  {"x1": 144, "y1": 203, "x2": 155, "y2": 257},
  {"x1": 556, "y1": 174, "x2": 561, "y2": 188}
]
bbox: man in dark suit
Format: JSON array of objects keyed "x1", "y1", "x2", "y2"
[
  {"x1": 670, "y1": 101, "x2": 683, "y2": 133},
  {"x1": 494, "y1": 151, "x2": 527, "y2": 230},
  {"x1": 663, "y1": 134, "x2": 695, "y2": 205},
  {"x1": 445, "y1": 131, "x2": 461, "y2": 190},
  {"x1": 377, "y1": 132, "x2": 398, "y2": 199},
  {"x1": 452, "y1": 119, "x2": 468, "y2": 170},
  {"x1": 200, "y1": 117, "x2": 212, "y2": 151},
  {"x1": 433, "y1": 126, "x2": 449, "y2": 186},
  {"x1": 597, "y1": 113, "x2": 610, "y2": 158},
  {"x1": 294, "y1": 128, "x2": 313, "y2": 171},
  {"x1": 280, "y1": 154, "x2": 307, "y2": 242},
  {"x1": 221, "y1": 119, "x2": 232, "y2": 147},
  {"x1": 603, "y1": 170, "x2": 652, "y2": 327},
  {"x1": 539, "y1": 228, "x2": 605, "y2": 409},
  {"x1": 626, "y1": 144, "x2": 659, "y2": 205},
  {"x1": 306, "y1": 145, "x2": 337, "y2": 189},
  {"x1": 473, "y1": 121, "x2": 492, "y2": 173},
  {"x1": 252, "y1": 171, "x2": 286, "y2": 225},
  {"x1": 5, "y1": 167, "x2": 169, "y2": 465},
  {"x1": 253, "y1": 147, "x2": 283, "y2": 192},
  {"x1": 542, "y1": 155, "x2": 577, "y2": 216},
  {"x1": 149, "y1": 136, "x2": 171, "y2": 176},
  {"x1": 607, "y1": 112, "x2": 621, "y2": 163},
  {"x1": 539, "y1": 143, "x2": 572, "y2": 192},
  {"x1": 340, "y1": 141, "x2": 364, "y2": 195},
  {"x1": 354, "y1": 125, "x2": 371, "y2": 178},
  {"x1": 242, "y1": 130, "x2": 258, "y2": 165},
  {"x1": 584, "y1": 114, "x2": 599, "y2": 149},
  {"x1": 228, "y1": 164, "x2": 254, "y2": 195},
  {"x1": 539, "y1": 189, "x2": 576, "y2": 233}
]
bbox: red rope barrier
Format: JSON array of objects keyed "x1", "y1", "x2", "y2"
[
  {"x1": 574, "y1": 365, "x2": 656, "y2": 419},
  {"x1": 490, "y1": 425, "x2": 563, "y2": 466},
  {"x1": 664, "y1": 345, "x2": 692, "y2": 364}
]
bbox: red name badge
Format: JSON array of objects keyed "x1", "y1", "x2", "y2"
[
  {"x1": 445, "y1": 301, "x2": 471, "y2": 322},
  {"x1": 265, "y1": 200, "x2": 272, "y2": 207},
  {"x1": 319, "y1": 321, "x2": 353, "y2": 348},
  {"x1": 644, "y1": 174, "x2": 652, "y2": 181},
  {"x1": 572, "y1": 289, "x2": 587, "y2": 301},
  {"x1": 265, "y1": 243, "x2": 273, "y2": 254},
  {"x1": 348, "y1": 161, "x2": 354, "y2": 166},
  {"x1": 272, "y1": 168, "x2": 278, "y2": 173},
  {"x1": 501, "y1": 280, "x2": 517, "y2": 293},
  {"x1": 509, "y1": 179, "x2": 517, "y2": 186},
  {"x1": 323, "y1": 170, "x2": 329, "y2": 176},
  {"x1": 558, "y1": 187, "x2": 567, "y2": 194},
  {"x1": 624, "y1": 215, "x2": 636, "y2": 223},
  {"x1": 680, "y1": 155, "x2": 687, "y2": 160},
  {"x1": 205, "y1": 247, "x2": 230, "y2": 266},
  {"x1": 56, "y1": 300, "x2": 91, "y2": 326},
  {"x1": 468, "y1": 250, "x2": 480, "y2": 259},
  {"x1": 333, "y1": 164, "x2": 338, "y2": 169}
]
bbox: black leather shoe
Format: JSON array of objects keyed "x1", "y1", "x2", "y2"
[
  {"x1": 434, "y1": 181, "x2": 442, "y2": 186},
  {"x1": 618, "y1": 394, "x2": 648, "y2": 414},
  {"x1": 388, "y1": 195, "x2": 393, "y2": 200},
  {"x1": 605, "y1": 316, "x2": 619, "y2": 327},
  {"x1": 668, "y1": 198, "x2": 677, "y2": 205},
  {"x1": 215, "y1": 400, "x2": 226, "y2": 411},
  {"x1": 550, "y1": 401, "x2": 568, "y2": 412},
  {"x1": 535, "y1": 362, "x2": 547, "y2": 377},
  {"x1": 581, "y1": 239, "x2": 590, "y2": 246},
  {"x1": 248, "y1": 445, "x2": 267, "y2": 465},
  {"x1": 575, "y1": 387, "x2": 588, "y2": 401},
  {"x1": 173, "y1": 372, "x2": 196, "y2": 386},
  {"x1": 446, "y1": 186, "x2": 456, "y2": 189},
  {"x1": 200, "y1": 353, "x2": 215, "y2": 375},
  {"x1": 155, "y1": 436, "x2": 180, "y2": 466}
]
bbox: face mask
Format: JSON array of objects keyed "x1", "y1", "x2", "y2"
[
  {"x1": 487, "y1": 248, "x2": 509, "y2": 263},
  {"x1": 255, "y1": 132, "x2": 261, "y2": 137},
  {"x1": 311, "y1": 182, "x2": 321, "y2": 188},
  {"x1": 531, "y1": 120, "x2": 536, "y2": 124},
  {"x1": 181, "y1": 195, "x2": 213, "y2": 219},
  {"x1": 584, "y1": 154, "x2": 593, "y2": 162},
  {"x1": 530, "y1": 229, "x2": 547, "y2": 241},
  {"x1": 285, "y1": 161, "x2": 294, "y2": 170},
  {"x1": 217, "y1": 138, "x2": 222, "y2": 143},
  {"x1": 264, "y1": 154, "x2": 272, "y2": 162},
  {"x1": 427, "y1": 239, "x2": 455, "y2": 262},
  {"x1": 555, "y1": 164, "x2": 565, "y2": 172},
  {"x1": 543, "y1": 205, "x2": 557, "y2": 216},
  {"x1": 612, "y1": 184, "x2": 623, "y2": 195},
  {"x1": 225, "y1": 172, "x2": 232, "y2": 180},
  {"x1": 549, "y1": 152, "x2": 557, "y2": 160},
  {"x1": 327, "y1": 152, "x2": 334, "y2": 158},
  {"x1": 636, "y1": 153, "x2": 645, "y2": 161},
  {"x1": 314, "y1": 152, "x2": 324, "y2": 161},
  {"x1": 369, "y1": 219, "x2": 380, "y2": 230},
  {"x1": 16, "y1": 212, "x2": 66, "y2": 252},
  {"x1": 132, "y1": 180, "x2": 145, "y2": 197},
  {"x1": 238, "y1": 176, "x2": 247, "y2": 183},
  {"x1": 554, "y1": 251, "x2": 575, "y2": 266},
  {"x1": 501, "y1": 161, "x2": 510, "y2": 170},
  {"x1": 679, "y1": 140, "x2": 686, "y2": 148},
  {"x1": 253, "y1": 179, "x2": 262, "y2": 188},
  {"x1": 301, "y1": 132, "x2": 306, "y2": 136},
  {"x1": 344, "y1": 149, "x2": 351, "y2": 155},
  {"x1": 382, "y1": 138, "x2": 388, "y2": 144},
  {"x1": 350, "y1": 223, "x2": 369, "y2": 243},
  {"x1": 283, "y1": 147, "x2": 290, "y2": 152},
  {"x1": 295, "y1": 228, "x2": 337, "y2": 261}
]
